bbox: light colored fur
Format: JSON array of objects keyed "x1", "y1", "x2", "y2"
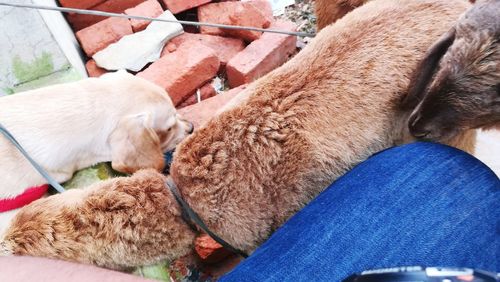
[
  {"x1": 0, "y1": 70, "x2": 192, "y2": 234},
  {"x1": 1, "y1": 0, "x2": 475, "y2": 270}
]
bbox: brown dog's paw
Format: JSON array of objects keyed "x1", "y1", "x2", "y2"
[
  {"x1": 2, "y1": 171, "x2": 196, "y2": 269},
  {"x1": 1, "y1": 189, "x2": 85, "y2": 261}
]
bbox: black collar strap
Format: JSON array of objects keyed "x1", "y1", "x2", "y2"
[{"x1": 165, "y1": 177, "x2": 249, "y2": 258}]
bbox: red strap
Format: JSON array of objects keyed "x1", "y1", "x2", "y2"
[{"x1": 0, "y1": 185, "x2": 48, "y2": 212}]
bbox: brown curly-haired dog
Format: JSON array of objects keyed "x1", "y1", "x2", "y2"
[{"x1": 1, "y1": 0, "x2": 475, "y2": 270}]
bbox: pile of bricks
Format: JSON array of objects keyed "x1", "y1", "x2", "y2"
[
  {"x1": 61, "y1": 0, "x2": 297, "y2": 110},
  {"x1": 59, "y1": 0, "x2": 298, "y2": 269}
]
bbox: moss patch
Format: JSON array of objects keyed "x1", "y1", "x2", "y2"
[
  {"x1": 134, "y1": 262, "x2": 171, "y2": 281},
  {"x1": 12, "y1": 52, "x2": 54, "y2": 84},
  {"x1": 10, "y1": 68, "x2": 82, "y2": 93},
  {"x1": 1, "y1": 87, "x2": 15, "y2": 95},
  {"x1": 62, "y1": 163, "x2": 116, "y2": 190}
]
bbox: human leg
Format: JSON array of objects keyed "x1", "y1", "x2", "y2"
[{"x1": 221, "y1": 142, "x2": 499, "y2": 282}]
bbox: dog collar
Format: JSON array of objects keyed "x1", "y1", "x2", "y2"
[
  {"x1": 165, "y1": 177, "x2": 248, "y2": 258},
  {"x1": 0, "y1": 184, "x2": 49, "y2": 212}
]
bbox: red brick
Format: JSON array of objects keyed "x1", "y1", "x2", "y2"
[
  {"x1": 226, "y1": 21, "x2": 297, "y2": 88},
  {"x1": 178, "y1": 84, "x2": 247, "y2": 128},
  {"x1": 76, "y1": 17, "x2": 133, "y2": 57},
  {"x1": 178, "y1": 83, "x2": 217, "y2": 108},
  {"x1": 162, "y1": 0, "x2": 212, "y2": 14},
  {"x1": 165, "y1": 43, "x2": 178, "y2": 53},
  {"x1": 59, "y1": 0, "x2": 105, "y2": 9},
  {"x1": 198, "y1": 1, "x2": 272, "y2": 37},
  {"x1": 162, "y1": 33, "x2": 245, "y2": 66},
  {"x1": 137, "y1": 44, "x2": 220, "y2": 106},
  {"x1": 85, "y1": 59, "x2": 108, "y2": 77},
  {"x1": 243, "y1": 0, "x2": 273, "y2": 22},
  {"x1": 194, "y1": 234, "x2": 231, "y2": 263},
  {"x1": 66, "y1": 0, "x2": 145, "y2": 31},
  {"x1": 225, "y1": 3, "x2": 271, "y2": 42},
  {"x1": 125, "y1": 0, "x2": 164, "y2": 32}
]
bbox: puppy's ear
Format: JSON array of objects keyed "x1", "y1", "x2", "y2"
[
  {"x1": 401, "y1": 28, "x2": 456, "y2": 110},
  {"x1": 109, "y1": 113, "x2": 165, "y2": 174}
]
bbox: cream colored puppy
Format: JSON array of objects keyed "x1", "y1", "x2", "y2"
[{"x1": 0, "y1": 70, "x2": 192, "y2": 233}]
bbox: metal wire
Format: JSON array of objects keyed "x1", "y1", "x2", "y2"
[
  {"x1": 0, "y1": 123, "x2": 66, "y2": 193},
  {"x1": 0, "y1": 1, "x2": 316, "y2": 38}
]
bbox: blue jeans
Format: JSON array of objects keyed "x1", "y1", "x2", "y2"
[{"x1": 221, "y1": 142, "x2": 499, "y2": 282}]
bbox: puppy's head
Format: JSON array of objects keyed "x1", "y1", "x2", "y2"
[{"x1": 108, "y1": 72, "x2": 194, "y2": 174}]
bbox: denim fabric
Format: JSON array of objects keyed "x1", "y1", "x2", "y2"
[{"x1": 221, "y1": 142, "x2": 499, "y2": 282}]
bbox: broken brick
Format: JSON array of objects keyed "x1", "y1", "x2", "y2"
[
  {"x1": 76, "y1": 17, "x2": 133, "y2": 57},
  {"x1": 243, "y1": 0, "x2": 273, "y2": 22},
  {"x1": 198, "y1": 1, "x2": 272, "y2": 37},
  {"x1": 137, "y1": 44, "x2": 220, "y2": 106},
  {"x1": 225, "y1": 3, "x2": 271, "y2": 42},
  {"x1": 226, "y1": 20, "x2": 297, "y2": 88},
  {"x1": 66, "y1": 0, "x2": 145, "y2": 31},
  {"x1": 162, "y1": 33, "x2": 245, "y2": 66},
  {"x1": 125, "y1": 0, "x2": 164, "y2": 32},
  {"x1": 59, "y1": 0, "x2": 105, "y2": 9},
  {"x1": 194, "y1": 234, "x2": 231, "y2": 263},
  {"x1": 162, "y1": 0, "x2": 212, "y2": 14},
  {"x1": 178, "y1": 83, "x2": 217, "y2": 108},
  {"x1": 178, "y1": 84, "x2": 247, "y2": 128},
  {"x1": 85, "y1": 59, "x2": 108, "y2": 77}
]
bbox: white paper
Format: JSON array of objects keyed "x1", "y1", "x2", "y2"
[{"x1": 93, "y1": 11, "x2": 183, "y2": 72}]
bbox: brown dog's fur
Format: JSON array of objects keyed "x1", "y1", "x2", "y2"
[
  {"x1": 1, "y1": 0, "x2": 475, "y2": 270},
  {"x1": 315, "y1": 0, "x2": 369, "y2": 31},
  {"x1": 314, "y1": 0, "x2": 478, "y2": 31},
  {"x1": 403, "y1": 0, "x2": 500, "y2": 141},
  {"x1": 0, "y1": 170, "x2": 195, "y2": 268}
]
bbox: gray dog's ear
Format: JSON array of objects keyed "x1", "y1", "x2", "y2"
[
  {"x1": 401, "y1": 27, "x2": 456, "y2": 110},
  {"x1": 109, "y1": 113, "x2": 165, "y2": 174}
]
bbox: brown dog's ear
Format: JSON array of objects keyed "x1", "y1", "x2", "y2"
[
  {"x1": 109, "y1": 113, "x2": 165, "y2": 174},
  {"x1": 401, "y1": 28, "x2": 456, "y2": 110}
]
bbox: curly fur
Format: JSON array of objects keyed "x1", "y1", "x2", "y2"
[
  {"x1": 1, "y1": 0, "x2": 475, "y2": 269},
  {"x1": 1, "y1": 170, "x2": 195, "y2": 269}
]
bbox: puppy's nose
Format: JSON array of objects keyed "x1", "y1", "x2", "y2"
[{"x1": 186, "y1": 122, "x2": 194, "y2": 134}]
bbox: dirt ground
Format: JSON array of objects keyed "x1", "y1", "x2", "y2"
[{"x1": 278, "y1": 0, "x2": 316, "y2": 47}]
